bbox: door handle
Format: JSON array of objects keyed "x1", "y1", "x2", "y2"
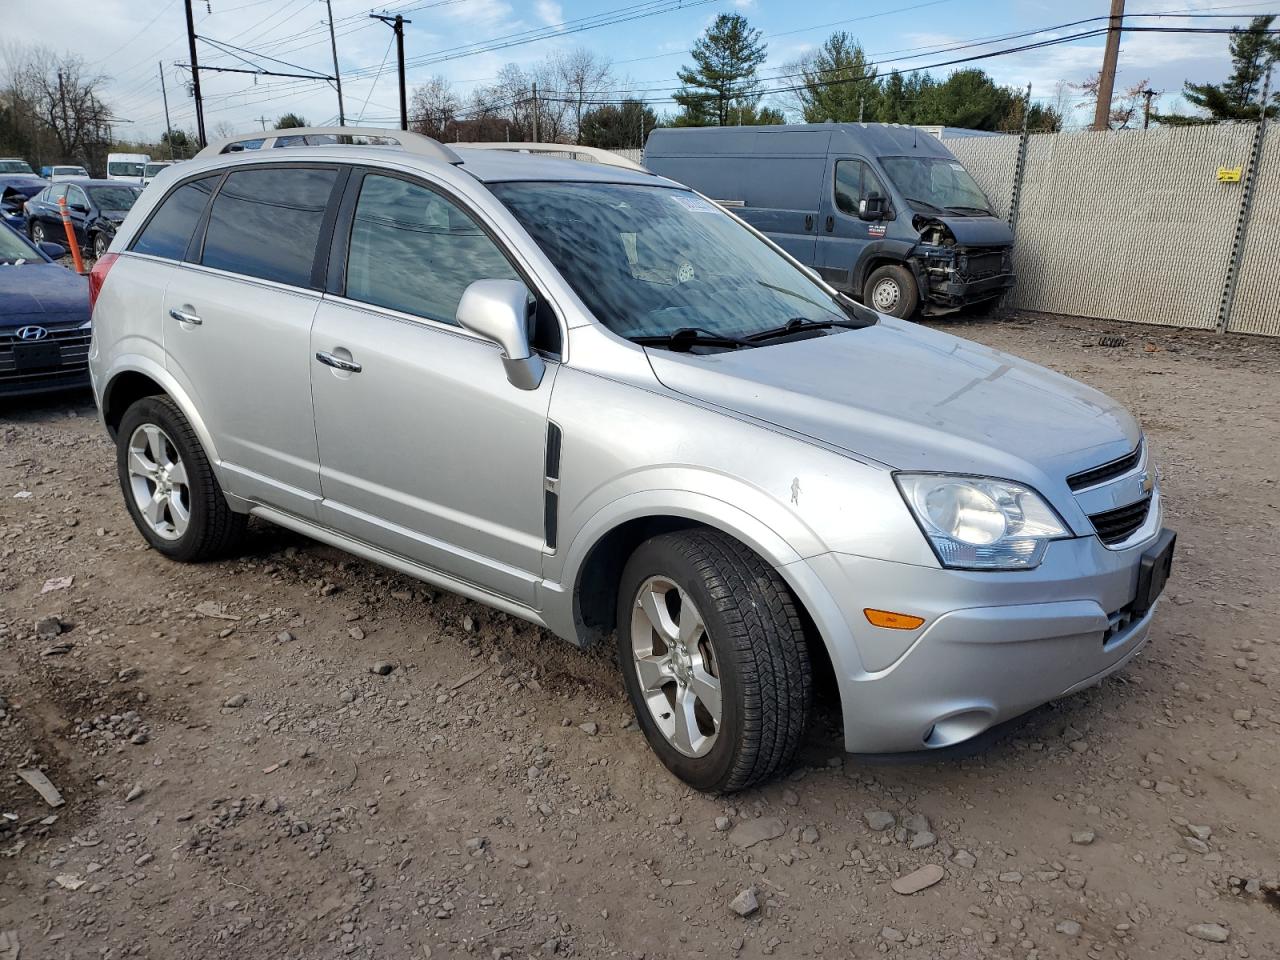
[
  {"x1": 824, "y1": 215, "x2": 835, "y2": 233},
  {"x1": 316, "y1": 350, "x2": 362, "y2": 373},
  {"x1": 168, "y1": 307, "x2": 202, "y2": 325},
  {"x1": 804, "y1": 214, "x2": 814, "y2": 231}
]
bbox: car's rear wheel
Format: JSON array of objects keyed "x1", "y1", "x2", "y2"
[
  {"x1": 616, "y1": 529, "x2": 812, "y2": 792},
  {"x1": 116, "y1": 396, "x2": 247, "y2": 562},
  {"x1": 863, "y1": 263, "x2": 919, "y2": 319},
  {"x1": 30, "y1": 221, "x2": 47, "y2": 244}
]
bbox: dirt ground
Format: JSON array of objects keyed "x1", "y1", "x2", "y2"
[{"x1": 1, "y1": 311, "x2": 1277, "y2": 960}]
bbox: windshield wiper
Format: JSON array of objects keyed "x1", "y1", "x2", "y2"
[
  {"x1": 902, "y1": 196, "x2": 947, "y2": 214},
  {"x1": 630, "y1": 326, "x2": 754, "y2": 351},
  {"x1": 944, "y1": 205, "x2": 993, "y2": 216},
  {"x1": 745, "y1": 316, "x2": 867, "y2": 343}
]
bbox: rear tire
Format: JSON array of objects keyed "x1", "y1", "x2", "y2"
[
  {"x1": 616, "y1": 529, "x2": 812, "y2": 792},
  {"x1": 116, "y1": 396, "x2": 247, "y2": 562},
  {"x1": 863, "y1": 263, "x2": 919, "y2": 319}
]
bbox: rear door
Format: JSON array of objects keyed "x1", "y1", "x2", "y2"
[
  {"x1": 161, "y1": 163, "x2": 344, "y2": 519},
  {"x1": 816, "y1": 157, "x2": 891, "y2": 293}
]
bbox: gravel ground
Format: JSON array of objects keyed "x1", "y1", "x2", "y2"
[{"x1": 0, "y1": 311, "x2": 1277, "y2": 959}]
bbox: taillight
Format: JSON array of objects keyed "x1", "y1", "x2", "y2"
[{"x1": 88, "y1": 252, "x2": 119, "y2": 314}]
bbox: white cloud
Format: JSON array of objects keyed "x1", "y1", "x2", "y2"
[{"x1": 535, "y1": 0, "x2": 563, "y2": 27}]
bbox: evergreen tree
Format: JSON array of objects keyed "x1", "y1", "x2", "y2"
[
  {"x1": 793, "y1": 32, "x2": 879, "y2": 123},
  {"x1": 580, "y1": 100, "x2": 659, "y2": 149},
  {"x1": 1155, "y1": 16, "x2": 1280, "y2": 124},
  {"x1": 673, "y1": 14, "x2": 770, "y2": 126}
]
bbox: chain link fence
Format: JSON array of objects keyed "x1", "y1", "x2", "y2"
[{"x1": 943, "y1": 123, "x2": 1279, "y2": 336}]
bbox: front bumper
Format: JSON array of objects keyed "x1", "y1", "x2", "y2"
[{"x1": 792, "y1": 528, "x2": 1169, "y2": 753}]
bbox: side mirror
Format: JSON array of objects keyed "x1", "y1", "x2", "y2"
[
  {"x1": 858, "y1": 195, "x2": 887, "y2": 222},
  {"x1": 456, "y1": 278, "x2": 545, "y2": 391},
  {"x1": 38, "y1": 241, "x2": 66, "y2": 260},
  {"x1": 69, "y1": 203, "x2": 89, "y2": 213}
]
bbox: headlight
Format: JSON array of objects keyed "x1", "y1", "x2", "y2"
[{"x1": 895, "y1": 473, "x2": 1070, "y2": 570}]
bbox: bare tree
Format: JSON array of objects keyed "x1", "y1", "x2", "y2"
[
  {"x1": 410, "y1": 74, "x2": 461, "y2": 139},
  {"x1": 23, "y1": 48, "x2": 111, "y2": 164},
  {"x1": 1073, "y1": 72, "x2": 1152, "y2": 130},
  {"x1": 551, "y1": 49, "x2": 613, "y2": 143}
]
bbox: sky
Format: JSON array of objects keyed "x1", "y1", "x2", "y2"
[{"x1": 3, "y1": 0, "x2": 1274, "y2": 143}]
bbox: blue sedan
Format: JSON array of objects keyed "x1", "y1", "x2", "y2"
[{"x1": 0, "y1": 222, "x2": 91, "y2": 397}]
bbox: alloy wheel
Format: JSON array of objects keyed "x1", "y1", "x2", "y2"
[
  {"x1": 126, "y1": 424, "x2": 191, "y2": 541},
  {"x1": 31, "y1": 222, "x2": 46, "y2": 244},
  {"x1": 630, "y1": 576, "x2": 722, "y2": 758}
]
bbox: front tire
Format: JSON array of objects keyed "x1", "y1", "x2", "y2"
[
  {"x1": 863, "y1": 263, "x2": 919, "y2": 319},
  {"x1": 116, "y1": 396, "x2": 247, "y2": 562},
  {"x1": 616, "y1": 529, "x2": 812, "y2": 792},
  {"x1": 30, "y1": 221, "x2": 47, "y2": 245},
  {"x1": 92, "y1": 232, "x2": 109, "y2": 259}
]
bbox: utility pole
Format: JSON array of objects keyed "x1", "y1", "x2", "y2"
[
  {"x1": 1092, "y1": 0, "x2": 1125, "y2": 132},
  {"x1": 183, "y1": 0, "x2": 206, "y2": 146},
  {"x1": 370, "y1": 13, "x2": 411, "y2": 130},
  {"x1": 531, "y1": 81, "x2": 539, "y2": 142},
  {"x1": 324, "y1": 0, "x2": 346, "y2": 125},
  {"x1": 159, "y1": 63, "x2": 175, "y2": 158},
  {"x1": 1141, "y1": 88, "x2": 1158, "y2": 129}
]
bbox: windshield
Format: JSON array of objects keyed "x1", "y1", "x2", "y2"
[
  {"x1": 54, "y1": 167, "x2": 86, "y2": 175},
  {"x1": 87, "y1": 185, "x2": 142, "y2": 210},
  {"x1": 0, "y1": 160, "x2": 35, "y2": 174},
  {"x1": 490, "y1": 181, "x2": 873, "y2": 342},
  {"x1": 879, "y1": 156, "x2": 992, "y2": 214},
  {"x1": 0, "y1": 225, "x2": 40, "y2": 263},
  {"x1": 108, "y1": 161, "x2": 145, "y2": 178}
]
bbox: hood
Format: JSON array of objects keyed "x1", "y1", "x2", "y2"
[
  {"x1": 645, "y1": 317, "x2": 1139, "y2": 482},
  {"x1": 100, "y1": 209, "x2": 131, "y2": 223},
  {"x1": 919, "y1": 214, "x2": 1014, "y2": 247},
  {"x1": 0, "y1": 262, "x2": 90, "y2": 326}
]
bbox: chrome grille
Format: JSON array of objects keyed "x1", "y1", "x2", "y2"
[
  {"x1": 0, "y1": 325, "x2": 91, "y2": 384},
  {"x1": 1067, "y1": 444, "x2": 1143, "y2": 491},
  {"x1": 1088, "y1": 496, "x2": 1151, "y2": 546}
]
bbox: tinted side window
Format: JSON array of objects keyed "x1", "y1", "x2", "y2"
[
  {"x1": 345, "y1": 174, "x2": 518, "y2": 326},
  {"x1": 202, "y1": 167, "x2": 336, "y2": 286},
  {"x1": 132, "y1": 176, "x2": 217, "y2": 260},
  {"x1": 50, "y1": 184, "x2": 69, "y2": 202},
  {"x1": 67, "y1": 186, "x2": 88, "y2": 209}
]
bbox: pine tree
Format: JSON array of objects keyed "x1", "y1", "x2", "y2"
[
  {"x1": 793, "y1": 32, "x2": 879, "y2": 123},
  {"x1": 1155, "y1": 16, "x2": 1280, "y2": 124},
  {"x1": 673, "y1": 14, "x2": 770, "y2": 126}
]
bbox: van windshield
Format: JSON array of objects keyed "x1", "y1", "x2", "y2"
[
  {"x1": 0, "y1": 160, "x2": 35, "y2": 175},
  {"x1": 490, "y1": 181, "x2": 874, "y2": 343},
  {"x1": 108, "y1": 161, "x2": 145, "y2": 178},
  {"x1": 879, "y1": 156, "x2": 992, "y2": 215}
]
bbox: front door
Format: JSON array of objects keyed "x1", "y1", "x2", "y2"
[
  {"x1": 816, "y1": 158, "x2": 891, "y2": 293},
  {"x1": 161, "y1": 164, "x2": 342, "y2": 518},
  {"x1": 310, "y1": 170, "x2": 555, "y2": 606}
]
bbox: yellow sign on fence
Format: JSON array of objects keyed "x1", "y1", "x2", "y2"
[{"x1": 1217, "y1": 166, "x2": 1243, "y2": 182}]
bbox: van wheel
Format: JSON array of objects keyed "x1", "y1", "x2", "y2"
[
  {"x1": 116, "y1": 396, "x2": 248, "y2": 562},
  {"x1": 864, "y1": 264, "x2": 919, "y2": 319},
  {"x1": 616, "y1": 529, "x2": 812, "y2": 792}
]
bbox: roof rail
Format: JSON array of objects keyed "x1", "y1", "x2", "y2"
[
  {"x1": 195, "y1": 126, "x2": 462, "y2": 165},
  {"x1": 459, "y1": 142, "x2": 649, "y2": 173}
]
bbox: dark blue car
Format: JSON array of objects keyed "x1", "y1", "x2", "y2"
[
  {"x1": 24, "y1": 179, "x2": 142, "y2": 259},
  {"x1": 0, "y1": 174, "x2": 48, "y2": 232},
  {"x1": 0, "y1": 221, "x2": 92, "y2": 396}
]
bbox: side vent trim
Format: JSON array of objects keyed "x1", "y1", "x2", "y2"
[{"x1": 543, "y1": 422, "x2": 562, "y2": 551}]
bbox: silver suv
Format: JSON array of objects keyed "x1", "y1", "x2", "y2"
[{"x1": 88, "y1": 127, "x2": 1174, "y2": 792}]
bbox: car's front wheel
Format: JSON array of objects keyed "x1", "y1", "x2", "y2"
[
  {"x1": 30, "y1": 221, "x2": 47, "y2": 244},
  {"x1": 92, "y1": 232, "x2": 109, "y2": 259},
  {"x1": 616, "y1": 529, "x2": 813, "y2": 792},
  {"x1": 116, "y1": 396, "x2": 247, "y2": 562},
  {"x1": 863, "y1": 263, "x2": 919, "y2": 319}
]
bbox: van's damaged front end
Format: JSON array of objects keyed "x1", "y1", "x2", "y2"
[{"x1": 910, "y1": 214, "x2": 1016, "y2": 316}]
